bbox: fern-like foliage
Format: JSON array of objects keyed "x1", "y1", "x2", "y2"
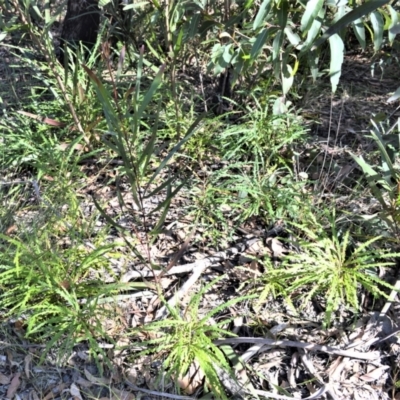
[
  {"x1": 0, "y1": 233, "x2": 146, "y2": 370},
  {"x1": 282, "y1": 213, "x2": 400, "y2": 326},
  {"x1": 131, "y1": 276, "x2": 254, "y2": 399}
]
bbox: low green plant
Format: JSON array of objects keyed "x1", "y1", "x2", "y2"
[
  {"x1": 352, "y1": 117, "x2": 400, "y2": 239},
  {"x1": 219, "y1": 95, "x2": 305, "y2": 168},
  {"x1": 281, "y1": 212, "x2": 400, "y2": 326},
  {"x1": 87, "y1": 47, "x2": 205, "y2": 272},
  {"x1": 0, "y1": 229, "x2": 148, "y2": 369},
  {"x1": 189, "y1": 161, "x2": 310, "y2": 246},
  {"x1": 238, "y1": 256, "x2": 293, "y2": 313},
  {"x1": 130, "y1": 276, "x2": 254, "y2": 399}
]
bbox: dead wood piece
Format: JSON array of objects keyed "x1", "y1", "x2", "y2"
[
  {"x1": 59, "y1": 0, "x2": 100, "y2": 64},
  {"x1": 214, "y1": 338, "x2": 380, "y2": 361},
  {"x1": 121, "y1": 237, "x2": 259, "y2": 281}
]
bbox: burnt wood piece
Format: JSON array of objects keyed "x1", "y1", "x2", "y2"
[
  {"x1": 58, "y1": 0, "x2": 100, "y2": 64},
  {"x1": 212, "y1": 68, "x2": 233, "y2": 116}
]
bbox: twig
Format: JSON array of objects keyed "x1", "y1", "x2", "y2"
[
  {"x1": 121, "y1": 237, "x2": 260, "y2": 281},
  {"x1": 125, "y1": 380, "x2": 195, "y2": 400},
  {"x1": 214, "y1": 338, "x2": 379, "y2": 361},
  {"x1": 153, "y1": 238, "x2": 258, "y2": 320},
  {"x1": 253, "y1": 384, "x2": 329, "y2": 400}
]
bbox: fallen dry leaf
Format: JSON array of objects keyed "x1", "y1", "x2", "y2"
[
  {"x1": 84, "y1": 368, "x2": 111, "y2": 385},
  {"x1": 29, "y1": 389, "x2": 40, "y2": 400},
  {"x1": 266, "y1": 237, "x2": 288, "y2": 257},
  {"x1": 176, "y1": 361, "x2": 204, "y2": 395},
  {"x1": 359, "y1": 366, "x2": 389, "y2": 382},
  {"x1": 42, "y1": 383, "x2": 66, "y2": 400},
  {"x1": 0, "y1": 372, "x2": 10, "y2": 385},
  {"x1": 110, "y1": 388, "x2": 135, "y2": 400},
  {"x1": 70, "y1": 383, "x2": 83, "y2": 400},
  {"x1": 6, "y1": 372, "x2": 21, "y2": 399},
  {"x1": 24, "y1": 354, "x2": 32, "y2": 379}
]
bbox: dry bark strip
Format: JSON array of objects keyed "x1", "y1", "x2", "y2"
[
  {"x1": 122, "y1": 237, "x2": 260, "y2": 281},
  {"x1": 153, "y1": 238, "x2": 260, "y2": 320},
  {"x1": 214, "y1": 338, "x2": 379, "y2": 361}
]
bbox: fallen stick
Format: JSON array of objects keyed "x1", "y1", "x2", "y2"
[
  {"x1": 121, "y1": 237, "x2": 260, "y2": 281},
  {"x1": 214, "y1": 337, "x2": 380, "y2": 361}
]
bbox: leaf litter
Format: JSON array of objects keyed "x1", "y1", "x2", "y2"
[{"x1": 2, "y1": 50, "x2": 400, "y2": 400}]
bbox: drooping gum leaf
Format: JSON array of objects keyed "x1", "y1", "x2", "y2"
[
  {"x1": 328, "y1": 34, "x2": 344, "y2": 93},
  {"x1": 353, "y1": 17, "x2": 366, "y2": 50},
  {"x1": 301, "y1": 0, "x2": 324, "y2": 32},
  {"x1": 303, "y1": 8, "x2": 324, "y2": 48},
  {"x1": 277, "y1": 0, "x2": 288, "y2": 29},
  {"x1": 388, "y1": 5, "x2": 399, "y2": 43},
  {"x1": 251, "y1": 28, "x2": 270, "y2": 60},
  {"x1": 281, "y1": 62, "x2": 293, "y2": 95},
  {"x1": 370, "y1": 10, "x2": 384, "y2": 51},
  {"x1": 312, "y1": 0, "x2": 390, "y2": 49},
  {"x1": 387, "y1": 86, "x2": 400, "y2": 103},
  {"x1": 253, "y1": 0, "x2": 273, "y2": 30}
]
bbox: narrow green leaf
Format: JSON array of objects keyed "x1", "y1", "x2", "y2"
[
  {"x1": 136, "y1": 64, "x2": 165, "y2": 121},
  {"x1": 303, "y1": 7, "x2": 324, "y2": 48},
  {"x1": 388, "y1": 5, "x2": 399, "y2": 43},
  {"x1": 253, "y1": 0, "x2": 273, "y2": 30},
  {"x1": 328, "y1": 34, "x2": 344, "y2": 93},
  {"x1": 387, "y1": 86, "x2": 400, "y2": 103},
  {"x1": 82, "y1": 65, "x2": 119, "y2": 130},
  {"x1": 301, "y1": 0, "x2": 324, "y2": 32},
  {"x1": 251, "y1": 28, "x2": 270, "y2": 60},
  {"x1": 188, "y1": 12, "x2": 201, "y2": 38},
  {"x1": 282, "y1": 62, "x2": 293, "y2": 95},
  {"x1": 122, "y1": 1, "x2": 148, "y2": 10},
  {"x1": 147, "y1": 112, "x2": 206, "y2": 186},
  {"x1": 351, "y1": 154, "x2": 388, "y2": 209},
  {"x1": 312, "y1": 0, "x2": 390, "y2": 49},
  {"x1": 272, "y1": 30, "x2": 283, "y2": 60},
  {"x1": 284, "y1": 27, "x2": 301, "y2": 47},
  {"x1": 370, "y1": 10, "x2": 384, "y2": 51},
  {"x1": 353, "y1": 17, "x2": 366, "y2": 49},
  {"x1": 277, "y1": 0, "x2": 288, "y2": 29}
]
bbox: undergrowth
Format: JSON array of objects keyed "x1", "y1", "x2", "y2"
[{"x1": 1, "y1": 0, "x2": 400, "y2": 397}]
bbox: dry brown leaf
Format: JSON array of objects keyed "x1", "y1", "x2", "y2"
[
  {"x1": 176, "y1": 361, "x2": 205, "y2": 395},
  {"x1": 28, "y1": 389, "x2": 40, "y2": 400},
  {"x1": 6, "y1": 350, "x2": 19, "y2": 367},
  {"x1": 42, "y1": 383, "x2": 66, "y2": 400},
  {"x1": 6, "y1": 372, "x2": 21, "y2": 399},
  {"x1": 24, "y1": 354, "x2": 32, "y2": 379},
  {"x1": 74, "y1": 377, "x2": 92, "y2": 388},
  {"x1": 70, "y1": 383, "x2": 83, "y2": 400},
  {"x1": 266, "y1": 237, "x2": 288, "y2": 257},
  {"x1": 359, "y1": 366, "x2": 389, "y2": 382},
  {"x1": 84, "y1": 369, "x2": 111, "y2": 385},
  {"x1": 110, "y1": 388, "x2": 135, "y2": 400},
  {"x1": 0, "y1": 372, "x2": 10, "y2": 385},
  {"x1": 247, "y1": 240, "x2": 266, "y2": 255}
]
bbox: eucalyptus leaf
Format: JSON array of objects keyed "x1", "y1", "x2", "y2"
[
  {"x1": 388, "y1": 6, "x2": 399, "y2": 43},
  {"x1": 301, "y1": 0, "x2": 324, "y2": 32},
  {"x1": 284, "y1": 27, "x2": 301, "y2": 48},
  {"x1": 388, "y1": 86, "x2": 400, "y2": 103},
  {"x1": 352, "y1": 17, "x2": 366, "y2": 50},
  {"x1": 251, "y1": 28, "x2": 270, "y2": 60},
  {"x1": 328, "y1": 34, "x2": 344, "y2": 93},
  {"x1": 370, "y1": 10, "x2": 384, "y2": 51},
  {"x1": 312, "y1": 0, "x2": 390, "y2": 49},
  {"x1": 253, "y1": 0, "x2": 273, "y2": 30},
  {"x1": 281, "y1": 62, "x2": 293, "y2": 95},
  {"x1": 277, "y1": 0, "x2": 288, "y2": 29}
]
